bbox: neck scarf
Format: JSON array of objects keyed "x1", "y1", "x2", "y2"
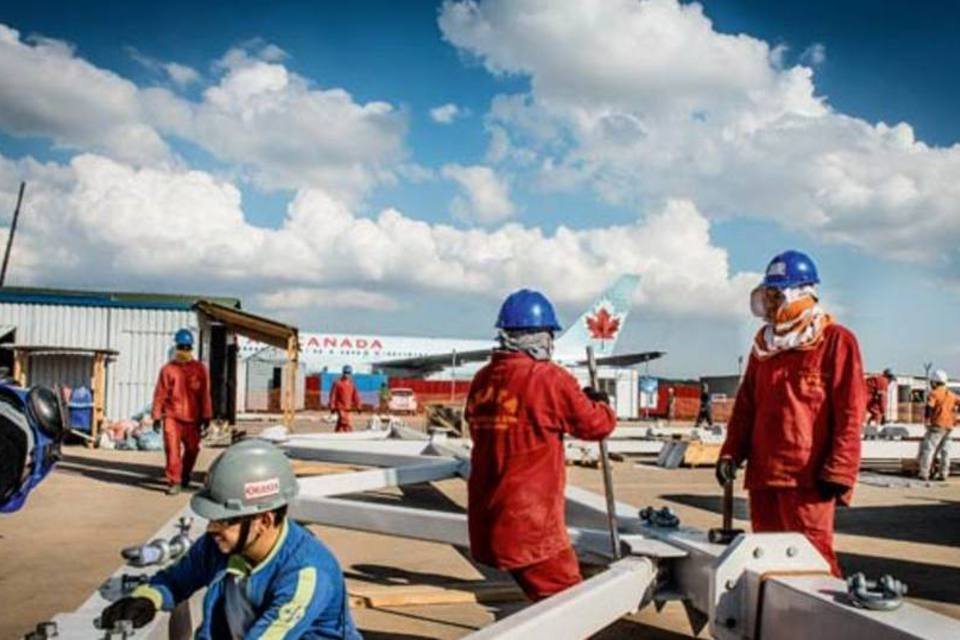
[
  {"x1": 497, "y1": 329, "x2": 554, "y2": 361},
  {"x1": 174, "y1": 349, "x2": 194, "y2": 363},
  {"x1": 752, "y1": 286, "x2": 832, "y2": 360}
]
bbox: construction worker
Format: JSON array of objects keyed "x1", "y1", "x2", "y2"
[
  {"x1": 694, "y1": 382, "x2": 712, "y2": 427},
  {"x1": 666, "y1": 386, "x2": 676, "y2": 424},
  {"x1": 866, "y1": 369, "x2": 895, "y2": 426},
  {"x1": 378, "y1": 383, "x2": 391, "y2": 413},
  {"x1": 717, "y1": 250, "x2": 865, "y2": 577},
  {"x1": 152, "y1": 329, "x2": 212, "y2": 495},
  {"x1": 918, "y1": 369, "x2": 956, "y2": 481},
  {"x1": 465, "y1": 289, "x2": 617, "y2": 601},
  {"x1": 0, "y1": 384, "x2": 66, "y2": 513},
  {"x1": 100, "y1": 439, "x2": 361, "y2": 638},
  {"x1": 329, "y1": 365, "x2": 361, "y2": 433}
]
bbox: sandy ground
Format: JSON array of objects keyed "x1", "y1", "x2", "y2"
[{"x1": 2, "y1": 418, "x2": 958, "y2": 638}]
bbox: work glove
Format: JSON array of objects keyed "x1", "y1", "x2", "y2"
[
  {"x1": 816, "y1": 479, "x2": 850, "y2": 501},
  {"x1": 715, "y1": 456, "x2": 737, "y2": 487},
  {"x1": 582, "y1": 386, "x2": 610, "y2": 405},
  {"x1": 100, "y1": 596, "x2": 157, "y2": 629}
]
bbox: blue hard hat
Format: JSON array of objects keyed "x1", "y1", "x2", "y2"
[
  {"x1": 342, "y1": 365, "x2": 353, "y2": 375},
  {"x1": 761, "y1": 250, "x2": 820, "y2": 289},
  {"x1": 495, "y1": 289, "x2": 562, "y2": 331},
  {"x1": 174, "y1": 329, "x2": 194, "y2": 348}
]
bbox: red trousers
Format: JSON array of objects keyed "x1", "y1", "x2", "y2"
[
  {"x1": 163, "y1": 418, "x2": 201, "y2": 486},
  {"x1": 867, "y1": 401, "x2": 885, "y2": 424},
  {"x1": 334, "y1": 410, "x2": 353, "y2": 433},
  {"x1": 509, "y1": 546, "x2": 582, "y2": 601},
  {"x1": 750, "y1": 488, "x2": 841, "y2": 577}
]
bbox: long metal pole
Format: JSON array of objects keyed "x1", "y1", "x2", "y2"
[
  {"x1": 1, "y1": 181, "x2": 25, "y2": 287},
  {"x1": 586, "y1": 345, "x2": 621, "y2": 559}
]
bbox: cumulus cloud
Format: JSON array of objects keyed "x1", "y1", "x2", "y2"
[
  {"x1": 439, "y1": 0, "x2": 960, "y2": 273},
  {"x1": 0, "y1": 25, "x2": 171, "y2": 164},
  {"x1": 0, "y1": 151, "x2": 754, "y2": 319},
  {"x1": 430, "y1": 102, "x2": 467, "y2": 123},
  {"x1": 127, "y1": 46, "x2": 201, "y2": 87},
  {"x1": 441, "y1": 163, "x2": 516, "y2": 223},
  {"x1": 801, "y1": 43, "x2": 826, "y2": 66}
]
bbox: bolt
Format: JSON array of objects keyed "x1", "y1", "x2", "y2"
[
  {"x1": 725, "y1": 579, "x2": 736, "y2": 590},
  {"x1": 725, "y1": 617, "x2": 737, "y2": 629},
  {"x1": 753, "y1": 547, "x2": 764, "y2": 559},
  {"x1": 786, "y1": 546, "x2": 798, "y2": 558}
]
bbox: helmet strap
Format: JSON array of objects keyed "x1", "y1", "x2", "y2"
[{"x1": 231, "y1": 517, "x2": 254, "y2": 556}]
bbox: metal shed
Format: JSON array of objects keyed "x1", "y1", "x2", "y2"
[{"x1": 0, "y1": 287, "x2": 240, "y2": 421}]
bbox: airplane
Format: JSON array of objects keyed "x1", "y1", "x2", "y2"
[{"x1": 238, "y1": 275, "x2": 664, "y2": 376}]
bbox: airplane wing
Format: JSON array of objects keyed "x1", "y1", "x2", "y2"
[
  {"x1": 574, "y1": 350, "x2": 666, "y2": 367},
  {"x1": 372, "y1": 349, "x2": 493, "y2": 375}
]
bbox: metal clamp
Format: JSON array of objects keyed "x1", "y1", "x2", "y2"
[
  {"x1": 639, "y1": 506, "x2": 679, "y2": 528},
  {"x1": 846, "y1": 573, "x2": 908, "y2": 611}
]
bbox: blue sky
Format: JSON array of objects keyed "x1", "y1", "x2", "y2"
[{"x1": 0, "y1": 0, "x2": 957, "y2": 377}]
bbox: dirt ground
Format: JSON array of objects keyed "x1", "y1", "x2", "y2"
[{"x1": 2, "y1": 418, "x2": 958, "y2": 638}]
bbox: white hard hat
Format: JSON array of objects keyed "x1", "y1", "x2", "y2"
[{"x1": 932, "y1": 369, "x2": 949, "y2": 385}]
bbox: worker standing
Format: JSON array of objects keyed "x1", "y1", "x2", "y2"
[
  {"x1": 329, "y1": 365, "x2": 361, "y2": 433},
  {"x1": 866, "y1": 369, "x2": 895, "y2": 426},
  {"x1": 666, "y1": 386, "x2": 676, "y2": 424},
  {"x1": 100, "y1": 439, "x2": 361, "y2": 639},
  {"x1": 466, "y1": 289, "x2": 617, "y2": 601},
  {"x1": 694, "y1": 382, "x2": 712, "y2": 427},
  {"x1": 152, "y1": 329, "x2": 211, "y2": 495},
  {"x1": 918, "y1": 369, "x2": 956, "y2": 481},
  {"x1": 717, "y1": 251, "x2": 865, "y2": 577}
]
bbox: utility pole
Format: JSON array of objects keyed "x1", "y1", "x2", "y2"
[{"x1": 1, "y1": 181, "x2": 25, "y2": 287}]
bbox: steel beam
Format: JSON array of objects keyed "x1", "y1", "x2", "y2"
[
  {"x1": 464, "y1": 558, "x2": 656, "y2": 640},
  {"x1": 282, "y1": 443, "x2": 438, "y2": 468},
  {"x1": 295, "y1": 458, "x2": 464, "y2": 497}
]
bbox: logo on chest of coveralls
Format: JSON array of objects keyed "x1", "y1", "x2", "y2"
[{"x1": 469, "y1": 386, "x2": 520, "y2": 431}]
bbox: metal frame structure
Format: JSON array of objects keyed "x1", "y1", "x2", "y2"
[{"x1": 47, "y1": 424, "x2": 960, "y2": 639}]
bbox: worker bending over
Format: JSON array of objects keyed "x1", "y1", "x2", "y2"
[
  {"x1": 101, "y1": 439, "x2": 361, "y2": 639},
  {"x1": 718, "y1": 250, "x2": 865, "y2": 577},
  {"x1": 329, "y1": 365, "x2": 361, "y2": 433},
  {"x1": 152, "y1": 329, "x2": 212, "y2": 495},
  {"x1": 918, "y1": 369, "x2": 956, "y2": 481},
  {"x1": 866, "y1": 369, "x2": 895, "y2": 426},
  {"x1": 466, "y1": 289, "x2": 617, "y2": 601}
]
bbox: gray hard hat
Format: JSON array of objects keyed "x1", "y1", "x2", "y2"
[{"x1": 190, "y1": 439, "x2": 298, "y2": 521}]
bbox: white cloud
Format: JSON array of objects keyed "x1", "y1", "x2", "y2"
[
  {"x1": 430, "y1": 102, "x2": 467, "y2": 124},
  {"x1": 127, "y1": 47, "x2": 201, "y2": 87},
  {"x1": 0, "y1": 25, "x2": 171, "y2": 164},
  {"x1": 801, "y1": 43, "x2": 826, "y2": 66},
  {"x1": 439, "y1": 0, "x2": 960, "y2": 271},
  {"x1": 0, "y1": 151, "x2": 754, "y2": 319},
  {"x1": 441, "y1": 163, "x2": 516, "y2": 223}
]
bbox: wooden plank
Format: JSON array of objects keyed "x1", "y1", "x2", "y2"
[
  {"x1": 12, "y1": 350, "x2": 27, "y2": 386},
  {"x1": 91, "y1": 353, "x2": 106, "y2": 448},
  {"x1": 348, "y1": 581, "x2": 525, "y2": 608}
]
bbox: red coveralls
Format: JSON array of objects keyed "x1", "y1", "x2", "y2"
[
  {"x1": 329, "y1": 377, "x2": 361, "y2": 433},
  {"x1": 865, "y1": 375, "x2": 888, "y2": 424},
  {"x1": 466, "y1": 351, "x2": 617, "y2": 600},
  {"x1": 151, "y1": 359, "x2": 212, "y2": 486},
  {"x1": 721, "y1": 324, "x2": 866, "y2": 576}
]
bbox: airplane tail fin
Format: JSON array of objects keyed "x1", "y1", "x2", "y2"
[{"x1": 554, "y1": 274, "x2": 639, "y2": 357}]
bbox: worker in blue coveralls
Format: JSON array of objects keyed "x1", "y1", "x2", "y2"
[
  {"x1": 0, "y1": 382, "x2": 66, "y2": 514},
  {"x1": 100, "y1": 439, "x2": 361, "y2": 639}
]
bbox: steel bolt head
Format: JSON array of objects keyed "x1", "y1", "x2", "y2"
[
  {"x1": 753, "y1": 547, "x2": 764, "y2": 559},
  {"x1": 725, "y1": 579, "x2": 735, "y2": 590},
  {"x1": 786, "y1": 546, "x2": 798, "y2": 557},
  {"x1": 725, "y1": 617, "x2": 737, "y2": 629}
]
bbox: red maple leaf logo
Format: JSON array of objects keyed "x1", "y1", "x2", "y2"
[{"x1": 586, "y1": 307, "x2": 621, "y2": 340}]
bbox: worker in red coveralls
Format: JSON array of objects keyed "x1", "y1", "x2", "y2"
[
  {"x1": 152, "y1": 329, "x2": 212, "y2": 496},
  {"x1": 865, "y1": 369, "x2": 895, "y2": 425},
  {"x1": 466, "y1": 289, "x2": 617, "y2": 601},
  {"x1": 717, "y1": 251, "x2": 865, "y2": 577},
  {"x1": 329, "y1": 365, "x2": 361, "y2": 433}
]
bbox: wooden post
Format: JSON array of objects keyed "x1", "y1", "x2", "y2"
[
  {"x1": 12, "y1": 349, "x2": 27, "y2": 386},
  {"x1": 283, "y1": 334, "x2": 298, "y2": 430},
  {"x1": 91, "y1": 352, "x2": 106, "y2": 447}
]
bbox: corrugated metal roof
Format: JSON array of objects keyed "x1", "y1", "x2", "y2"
[{"x1": 0, "y1": 286, "x2": 240, "y2": 311}]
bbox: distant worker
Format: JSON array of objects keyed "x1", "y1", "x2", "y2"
[
  {"x1": 865, "y1": 369, "x2": 895, "y2": 426},
  {"x1": 329, "y1": 365, "x2": 361, "y2": 433},
  {"x1": 918, "y1": 369, "x2": 956, "y2": 481},
  {"x1": 666, "y1": 386, "x2": 676, "y2": 424},
  {"x1": 378, "y1": 383, "x2": 391, "y2": 413},
  {"x1": 100, "y1": 439, "x2": 360, "y2": 638},
  {"x1": 152, "y1": 329, "x2": 211, "y2": 496},
  {"x1": 694, "y1": 382, "x2": 712, "y2": 427},
  {"x1": 717, "y1": 250, "x2": 865, "y2": 577},
  {"x1": 466, "y1": 289, "x2": 617, "y2": 601}
]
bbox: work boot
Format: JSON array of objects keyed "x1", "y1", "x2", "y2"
[
  {"x1": 166, "y1": 484, "x2": 181, "y2": 496},
  {"x1": 181, "y1": 474, "x2": 192, "y2": 489}
]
